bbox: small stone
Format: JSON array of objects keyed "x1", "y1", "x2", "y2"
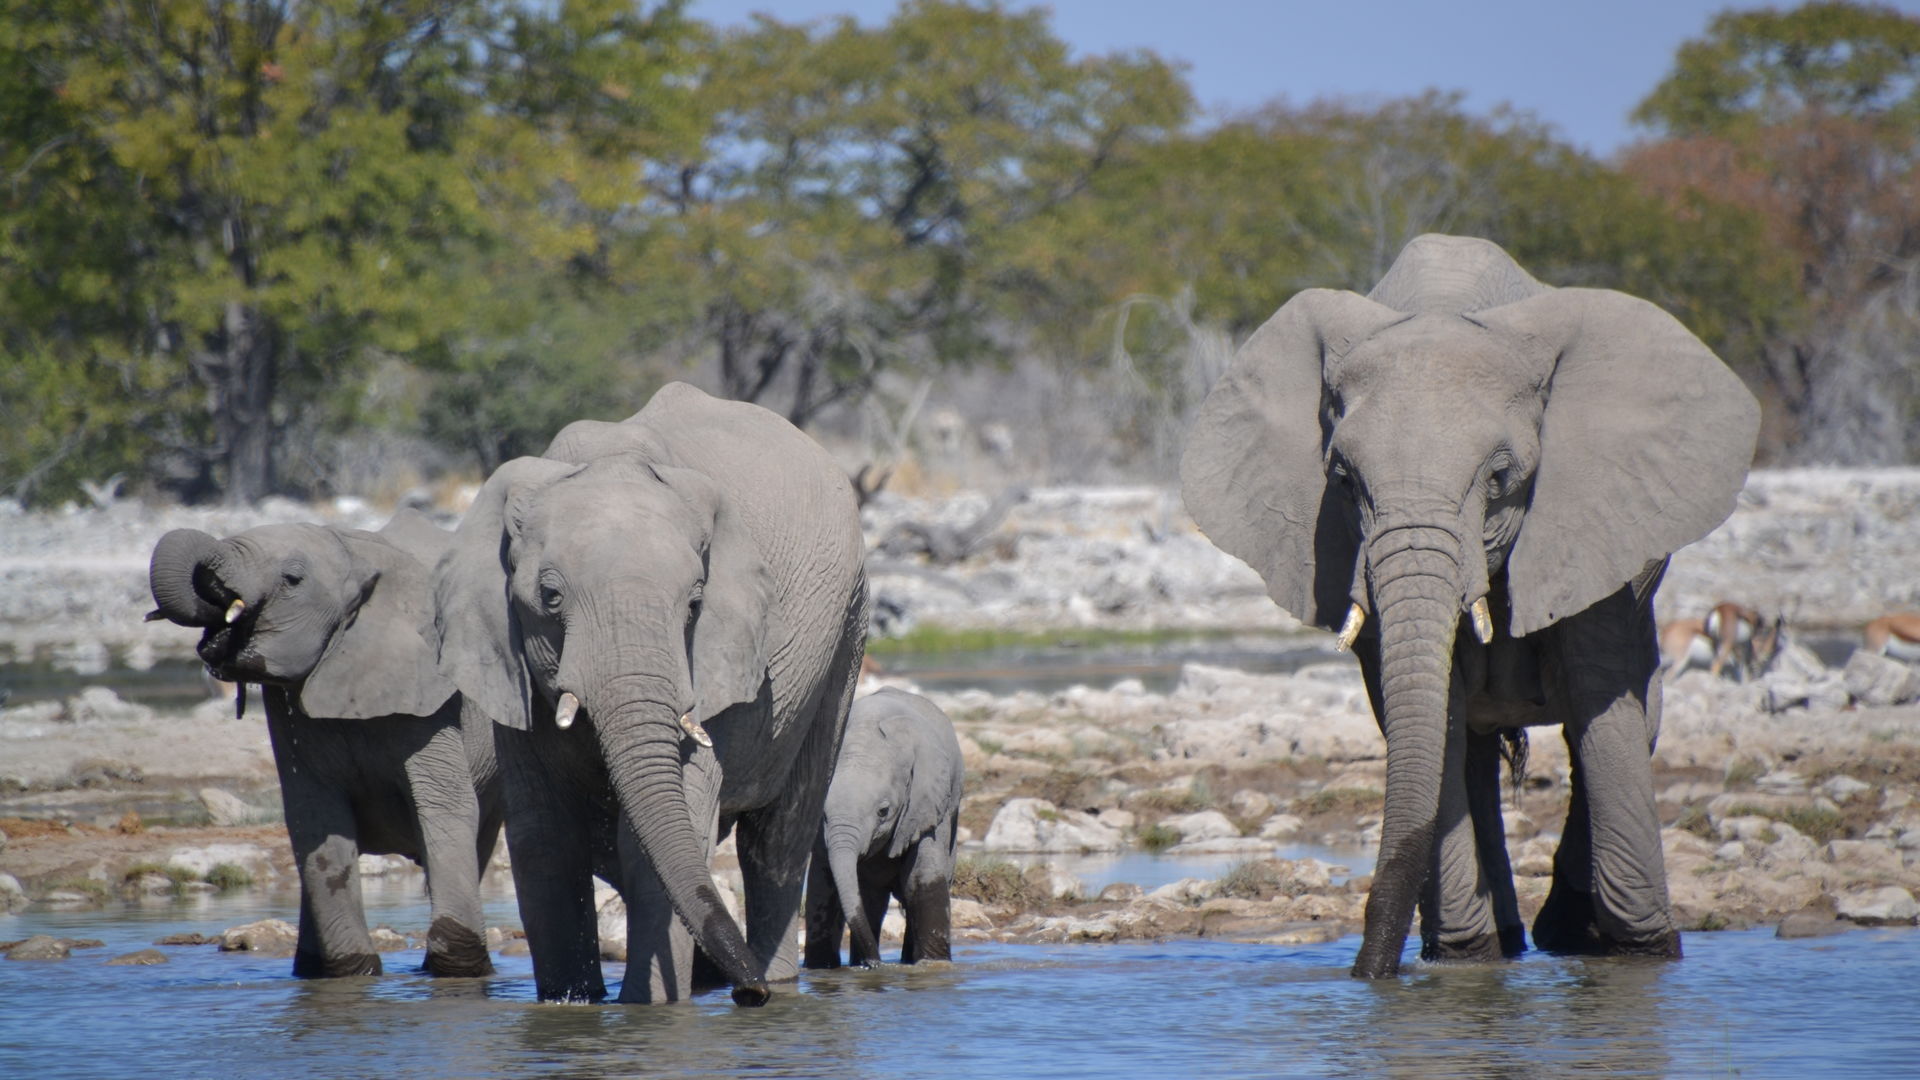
[
  {"x1": 219, "y1": 918, "x2": 299, "y2": 956},
  {"x1": 198, "y1": 788, "x2": 257, "y2": 826},
  {"x1": 1145, "y1": 877, "x2": 1217, "y2": 904},
  {"x1": 1096, "y1": 882, "x2": 1143, "y2": 902},
  {"x1": 154, "y1": 933, "x2": 218, "y2": 946},
  {"x1": 0, "y1": 873, "x2": 24, "y2": 909},
  {"x1": 1226, "y1": 790, "x2": 1275, "y2": 821},
  {"x1": 1835, "y1": 886, "x2": 1920, "y2": 926},
  {"x1": 6, "y1": 935, "x2": 70, "y2": 960},
  {"x1": 499, "y1": 939, "x2": 532, "y2": 956},
  {"x1": 107, "y1": 949, "x2": 170, "y2": 966},
  {"x1": 950, "y1": 898, "x2": 993, "y2": 929},
  {"x1": 369, "y1": 927, "x2": 410, "y2": 952},
  {"x1": 1715, "y1": 841, "x2": 1747, "y2": 863},
  {"x1": 1818, "y1": 776, "x2": 1874, "y2": 804}
]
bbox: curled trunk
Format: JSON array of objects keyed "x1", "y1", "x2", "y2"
[
  {"x1": 827, "y1": 833, "x2": 879, "y2": 965},
  {"x1": 596, "y1": 695, "x2": 768, "y2": 1006},
  {"x1": 148, "y1": 529, "x2": 227, "y2": 626},
  {"x1": 1350, "y1": 522, "x2": 1461, "y2": 979}
]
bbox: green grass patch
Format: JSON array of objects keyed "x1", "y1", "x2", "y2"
[
  {"x1": 1217, "y1": 860, "x2": 1283, "y2": 900},
  {"x1": 1136, "y1": 778, "x2": 1215, "y2": 815},
  {"x1": 204, "y1": 863, "x2": 254, "y2": 891},
  {"x1": 1722, "y1": 803, "x2": 1848, "y2": 844},
  {"x1": 1137, "y1": 823, "x2": 1181, "y2": 853},
  {"x1": 1723, "y1": 757, "x2": 1765, "y2": 787},
  {"x1": 1294, "y1": 787, "x2": 1382, "y2": 817},
  {"x1": 122, "y1": 864, "x2": 200, "y2": 891},
  {"x1": 1671, "y1": 803, "x2": 1715, "y2": 838},
  {"x1": 46, "y1": 878, "x2": 111, "y2": 902},
  {"x1": 1690, "y1": 911, "x2": 1730, "y2": 932}
]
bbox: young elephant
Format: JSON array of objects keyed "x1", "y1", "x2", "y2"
[
  {"x1": 804, "y1": 688, "x2": 964, "y2": 968},
  {"x1": 146, "y1": 509, "x2": 501, "y2": 978}
]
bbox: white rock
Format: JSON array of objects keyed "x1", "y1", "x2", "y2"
[
  {"x1": 1817, "y1": 775, "x2": 1874, "y2": 803},
  {"x1": 356, "y1": 853, "x2": 417, "y2": 877},
  {"x1": 980, "y1": 798, "x2": 1124, "y2": 853},
  {"x1": 1844, "y1": 652, "x2": 1920, "y2": 707},
  {"x1": 1160, "y1": 810, "x2": 1240, "y2": 842},
  {"x1": 1826, "y1": 840, "x2": 1904, "y2": 877},
  {"x1": 1258, "y1": 813, "x2": 1305, "y2": 839},
  {"x1": 65, "y1": 687, "x2": 153, "y2": 725},
  {"x1": 199, "y1": 787, "x2": 258, "y2": 826},
  {"x1": 1145, "y1": 877, "x2": 1217, "y2": 904},
  {"x1": 1226, "y1": 790, "x2": 1275, "y2": 820},
  {"x1": 166, "y1": 843, "x2": 276, "y2": 882},
  {"x1": 951, "y1": 898, "x2": 993, "y2": 930},
  {"x1": 0, "y1": 872, "x2": 24, "y2": 908},
  {"x1": 880, "y1": 904, "x2": 906, "y2": 941},
  {"x1": 1835, "y1": 886, "x2": 1920, "y2": 925}
]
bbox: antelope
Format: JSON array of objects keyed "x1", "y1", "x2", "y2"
[
  {"x1": 1659, "y1": 617, "x2": 1713, "y2": 680},
  {"x1": 1663, "y1": 602, "x2": 1781, "y2": 682},
  {"x1": 1863, "y1": 613, "x2": 1920, "y2": 663}
]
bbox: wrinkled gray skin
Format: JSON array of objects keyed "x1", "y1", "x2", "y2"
[
  {"x1": 146, "y1": 510, "x2": 499, "y2": 978},
  {"x1": 435, "y1": 382, "x2": 867, "y2": 1006},
  {"x1": 804, "y1": 688, "x2": 964, "y2": 968},
  {"x1": 1182, "y1": 235, "x2": 1760, "y2": 978}
]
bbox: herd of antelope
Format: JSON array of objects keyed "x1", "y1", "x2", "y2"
[{"x1": 1659, "y1": 604, "x2": 1920, "y2": 681}]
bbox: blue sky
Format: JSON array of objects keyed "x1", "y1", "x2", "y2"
[{"x1": 690, "y1": 0, "x2": 1920, "y2": 158}]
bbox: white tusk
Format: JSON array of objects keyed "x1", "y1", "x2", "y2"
[
  {"x1": 555, "y1": 691, "x2": 580, "y2": 730},
  {"x1": 1334, "y1": 603, "x2": 1365, "y2": 652},
  {"x1": 677, "y1": 710, "x2": 714, "y2": 748},
  {"x1": 1470, "y1": 597, "x2": 1494, "y2": 645},
  {"x1": 224, "y1": 598, "x2": 246, "y2": 624}
]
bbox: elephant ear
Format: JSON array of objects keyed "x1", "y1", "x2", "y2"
[
  {"x1": 1180, "y1": 289, "x2": 1406, "y2": 630},
  {"x1": 651, "y1": 464, "x2": 783, "y2": 724},
  {"x1": 882, "y1": 709, "x2": 953, "y2": 858},
  {"x1": 435, "y1": 457, "x2": 584, "y2": 730},
  {"x1": 301, "y1": 531, "x2": 457, "y2": 721},
  {"x1": 1477, "y1": 288, "x2": 1760, "y2": 638}
]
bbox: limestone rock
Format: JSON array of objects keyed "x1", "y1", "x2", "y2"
[
  {"x1": 1843, "y1": 651, "x2": 1920, "y2": 707},
  {"x1": 357, "y1": 854, "x2": 418, "y2": 877},
  {"x1": 1226, "y1": 790, "x2": 1275, "y2": 820},
  {"x1": 167, "y1": 843, "x2": 276, "y2": 883},
  {"x1": 1258, "y1": 813, "x2": 1304, "y2": 839},
  {"x1": 1818, "y1": 775, "x2": 1874, "y2": 804},
  {"x1": 368, "y1": 927, "x2": 410, "y2": 952},
  {"x1": 950, "y1": 898, "x2": 993, "y2": 930},
  {"x1": 980, "y1": 798, "x2": 1124, "y2": 853},
  {"x1": 1826, "y1": 840, "x2": 1904, "y2": 878},
  {"x1": 66, "y1": 687, "x2": 154, "y2": 725},
  {"x1": 1097, "y1": 882, "x2": 1143, "y2": 902},
  {"x1": 219, "y1": 919, "x2": 299, "y2": 956},
  {"x1": 198, "y1": 787, "x2": 258, "y2": 826},
  {"x1": 1835, "y1": 886, "x2": 1920, "y2": 925},
  {"x1": 6, "y1": 935, "x2": 70, "y2": 960},
  {"x1": 0, "y1": 872, "x2": 24, "y2": 909},
  {"x1": 107, "y1": 949, "x2": 170, "y2": 965},
  {"x1": 1160, "y1": 810, "x2": 1240, "y2": 843},
  {"x1": 1145, "y1": 877, "x2": 1217, "y2": 904}
]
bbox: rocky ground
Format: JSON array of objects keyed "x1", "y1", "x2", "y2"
[{"x1": 4, "y1": 469, "x2": 1920, "y2": 961}]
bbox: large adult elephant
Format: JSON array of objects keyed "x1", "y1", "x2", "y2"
[
  {"x1": 1181, "y1": 235, "x2": 1759, "y2": 977},
  {"x1": 435, "y1": 382, "x2": 868, "y2": 1006},
  {"x1": 146, "y1": 510, "x2": 500, "y2": 978}
]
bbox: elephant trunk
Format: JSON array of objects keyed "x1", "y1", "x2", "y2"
[
  {"x1": 1350, "y1": 519, "x2": 1462, "y2": 979},
  {"x1": 148, "y1": 529, "x2": 228, "y2": 626},
  {"x1": 593, "y1": 686, "x2": 768, "y2": 1006},
  {"x1": 826, "y1": 827, "x2": 879, "y2": 965}
]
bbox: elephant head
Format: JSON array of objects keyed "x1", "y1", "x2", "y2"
[
  {"x1": 146, "y1": 512, "x2": 455, "y2": 720},
  {"x1": 820, "y1": 689, "x2": 955, "y2": 964},
  {"x1": 1180, "y1": 235, "x2": 1759, "y2": 977},
  {"x1": 435, "y1": 454, "x2": 781, "y2": 1005}
]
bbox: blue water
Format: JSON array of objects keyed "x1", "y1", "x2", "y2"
[{"x1": 2, "y1": 883, "x2": 1915, "y2": 1079}]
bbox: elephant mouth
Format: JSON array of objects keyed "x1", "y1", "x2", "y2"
[{"x1": 196, "y1": 626, "x2": 272, "y2": 684}]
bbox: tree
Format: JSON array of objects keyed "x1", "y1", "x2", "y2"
[
  {"x1": 644, "y1": 0, "x2": 1191, "y2": 427},
  {"x1": 1628, "y1": 1, "x2": 1920, "y2": 462}
]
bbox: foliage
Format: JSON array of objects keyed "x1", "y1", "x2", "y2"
[
  {"x1": 1135, "y1": 822, "x2": 1180, "y2": 854},
  {"x1": 952, "y1": 855, "x2": 1041, "y2": 906},
  {"x1": 1628, "y1": 1, "x2": 1920, "y2": 462},
  {"x1": 1721, "y1": 802, "x2": 1850, "y2": 843},
  {"x1": 1293, "y1": 787, "x2": 1382, "y2": 817},
  {"x1": 203, "y1": 863, "x2": 255, "y2": 890}
]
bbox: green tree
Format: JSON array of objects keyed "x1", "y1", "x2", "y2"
[
  {"x1": 645, "y1": 0, "x2": 1190, "y2": 426},
  {"x1": 1630, "y1": 1, "x2": 1920, "y2": 461}
]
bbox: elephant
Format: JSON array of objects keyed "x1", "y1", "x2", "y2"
[
  {"x1": 804, "y1": 687, "x2": 965, "y2": 968},
  {"x1": 145, "y1": 509, "x2": 501, "y2": 978},
  {"x1": 434, "y1": 381, "x2": 868, "y2": 1006},
  {"x1": 1181, "y1": 234, "x2": 1759, "y2": 978}
]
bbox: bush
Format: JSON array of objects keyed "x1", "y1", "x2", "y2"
[
  {"x1": 1294, "y1": 787, "x2": 1381, "y2": 817},
  {"x1": 204, "y1": 863, "x2": 254, "y2": 891},
  {"x1": 952, "y1": 857, "x2": 1043, "y2": 907},
  {"x1": 1137, "y1": 823, "x2": 1180, "y2": 853}
]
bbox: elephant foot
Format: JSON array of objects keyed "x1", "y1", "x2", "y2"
[
  {"x1": 1603, "y1": 930, "x2": 1683, "y2": 960},
  {"x1": 423, "y1": 918, "x2": 494, "y2": 977},
  {"x1": 1498, "y1": 923, "x2": 1528, "y2": 958},
  {"x1": 1419, "y1": 930, "x2": 1505, "y2": 964},
  {"x1": 294, "y1": 951, "x2": 382, "y2": 978}
]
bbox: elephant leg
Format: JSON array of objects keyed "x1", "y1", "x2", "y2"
[
  {"x1": 498, "y1": 726, "x2": 605, "y2": 1002},
  {"x1": 284, "y1": 787, "x2": 378, "y2": 978},
  {"x1": 1533, "y1": 747, "x2": 1600, "y2": 952},
  {"x1": 1465, "y1": 729, "x2": 1526, "y2": 957},
  {"x1": 1419, "y1": 679, "x2": 1502, "y2": 963},
  {"x1": 1539, "y1": 594, "x2": 1681, "y2": 958},
  {"x1": 898, "y1": 829, "x2": 954, "y2": 964},
  {"x1": 803, "y1": 834, "x2": 845, "y2": 970},
  {"x1": 737, "y1": 622, "x2": 864, "y2": 983},
  {"x1": 408, "y1": 724, "x2": 493, "y2": 977}
]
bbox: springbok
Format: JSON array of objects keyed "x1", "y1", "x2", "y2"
[
  {"x1": 1863, "y1": 613, "x2": 1920, "y2": 663},
  {"x1": 1663, "y1": 602, "x2": 1782, "y2": 681}
]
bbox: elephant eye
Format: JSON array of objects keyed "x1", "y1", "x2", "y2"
[
  {"x1": 877, "y1": 803, "x2": 892, "y2": 819},
  {"x1": 1329, "y1": 457, "x2": 1353, "y2": 487},
  {"x1": 540, "y1": 583, "x2": 563, "y2": 612},
  {"x1": 282, "y1": 571, "x2": 303, "y2": 588}
]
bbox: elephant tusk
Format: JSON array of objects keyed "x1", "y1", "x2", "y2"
[
  {"x1": 1334, "y1": 603, "x2": 1365, "y2": 652},
  {"x1": 224, "y1": 598, "x2": 246, "y2": 624},
  {"x1": 677, "y1": 710, "x2": 714, "y2": 749},
  {"x1": 1470, "y1": 597, "x2": 1494, "y2": 645},
  {"x1": 555, "y1": 691, "x2": 580, "y2": 730}
]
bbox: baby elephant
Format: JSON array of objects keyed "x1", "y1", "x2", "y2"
[
  {"x1": 146, "y1": 510, "x2": 501, "y2": 978},
  {"x1": 804, "y1": 688, "x2": 964, "y2": 967}
]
